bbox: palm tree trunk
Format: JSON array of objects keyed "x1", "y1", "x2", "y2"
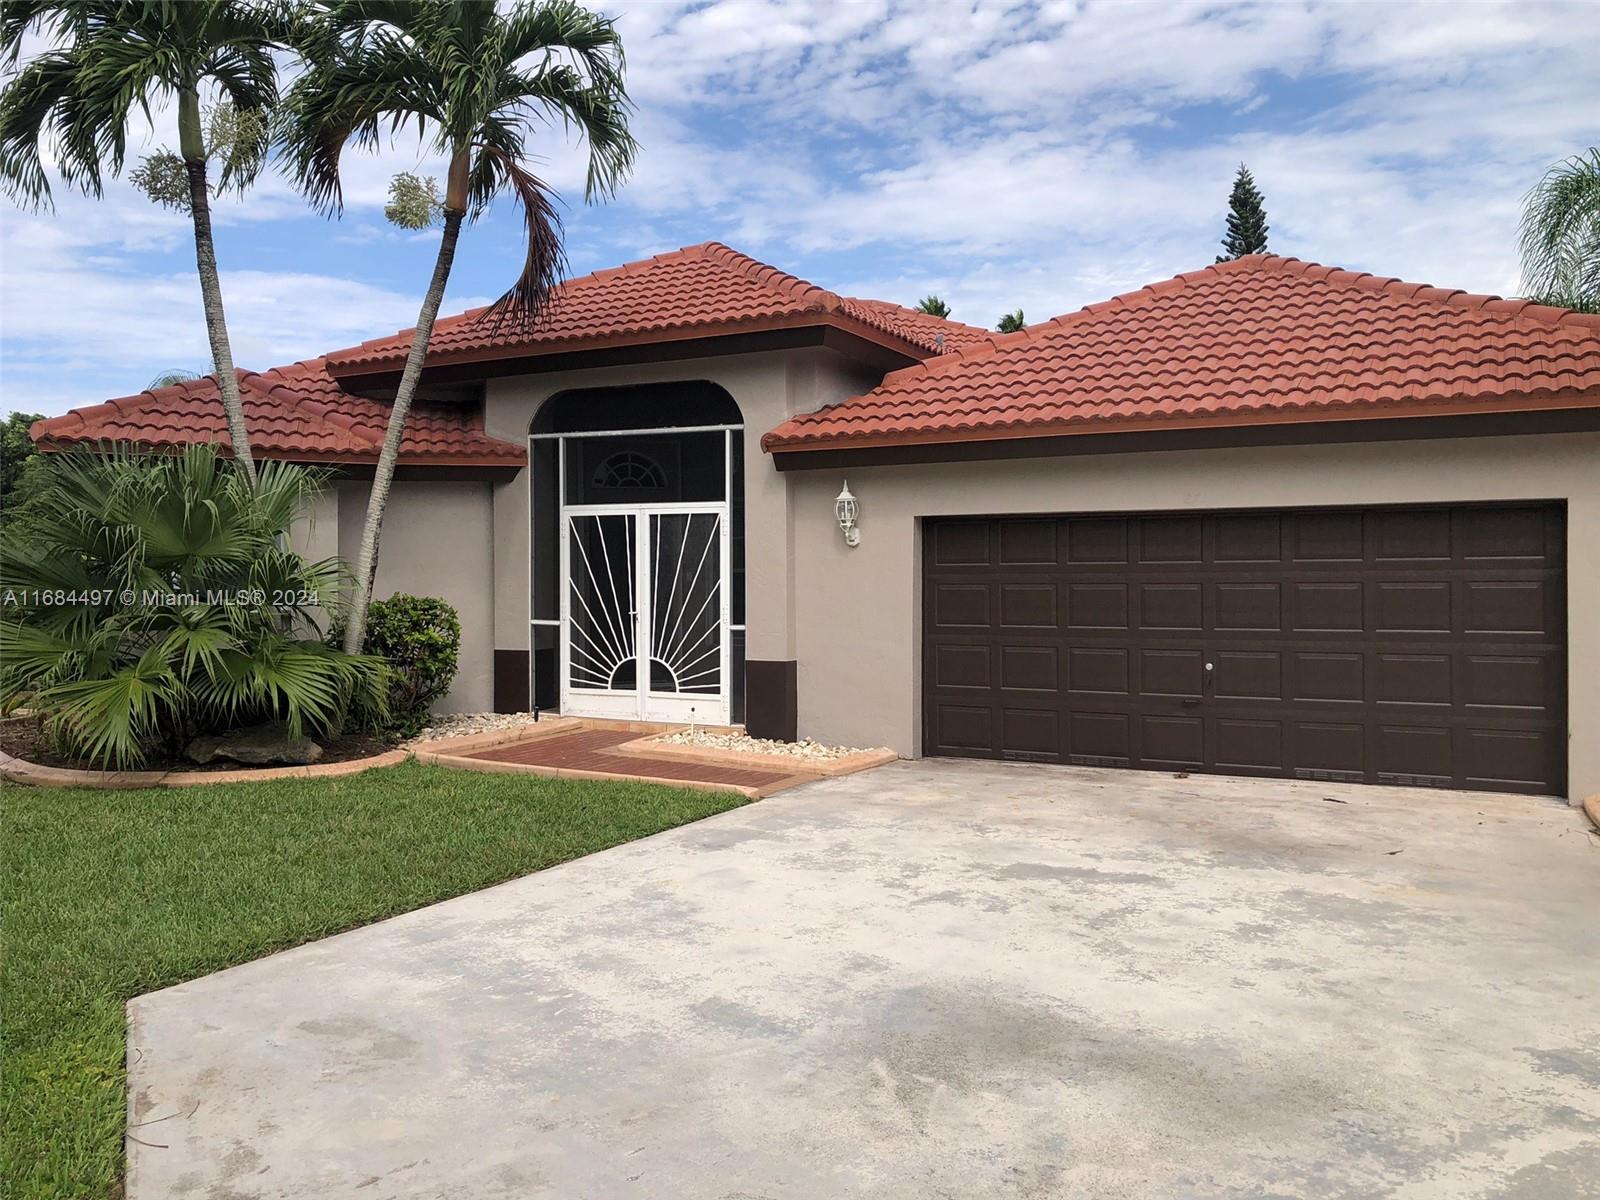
[
  {"x1": 342, "y1": 208, "x2": 466, "y2": 655},
  {"x1": 179, "y1": 88, "x2": 256, "y2": 486}
]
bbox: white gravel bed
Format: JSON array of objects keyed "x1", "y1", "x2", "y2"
[
  {"x1": 653, "y1": 729, "x2": 868, "y2": 760},
  {"x1": 403, "y1": 711, "x2": 543, "y2": 747}
]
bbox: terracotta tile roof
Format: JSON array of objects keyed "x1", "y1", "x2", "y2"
[
  {"x1": 323, "y1": 241, "x2": 989, "y2": 375},
  {"x1": 31, "y1": 359, "x2": 526, "y2": 467},
  {"x1": 762, "y1": 255, "x2": 1600, "y2": 453}
]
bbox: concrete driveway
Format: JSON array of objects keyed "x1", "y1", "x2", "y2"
[{"x1": 128, "y1": 761, "x2": 1599, "y2": 1199}]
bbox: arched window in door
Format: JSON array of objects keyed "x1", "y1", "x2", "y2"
[{"x1": 591, "y1": 449, "x2": 668, "y2": 492}]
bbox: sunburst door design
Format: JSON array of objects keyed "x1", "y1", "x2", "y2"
[
  {"x1": 562, "y1": 507, "x2": 729, "y2": 723},
  {"x1": 648, "y1": 512, "x2": 723, "y2": 697},
  {"x1": 565, "y1": 513, "x2": 638, "y2": 695}
]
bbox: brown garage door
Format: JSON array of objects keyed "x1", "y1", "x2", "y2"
[{"x1": 922, "y1": 505, "x2": 1566, "y2": 795}]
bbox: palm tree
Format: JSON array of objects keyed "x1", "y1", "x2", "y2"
[
  {"x1": 996, "y1": 308, "x2": 1025, "y2": 333},
  {"x1": 915, "y1": 294, "x2": 951, "y2": 318},
  {"x1": 1519, "y1": 148, "x2": 1600, "y2": 314},
  {"x1": 0, "y1": 1, "x2": 288, "y2": 485},
  {"x1": 280, "y1": 0, "x2": 636, "y2": 655}
]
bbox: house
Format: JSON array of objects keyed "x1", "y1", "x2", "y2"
[{"x1": 33, "y1": 243, "x2": 1600, "y2": 801}]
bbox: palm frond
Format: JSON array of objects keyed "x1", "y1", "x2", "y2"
[
  {"x1": 40, "y1": 645, "x2": 178, "y2": 769},
  {"x1": 472, "y1": 139, "x2": 566, "y2": 331},
  {"x1": 276, "y1": 28, "x2": 440, "y2": 214},
  {"x1": 1519, "y1": 148, "x2": 1600, "y2": 307},
  {"x1": 0, "y1": 50, "x2": 92, "y2": 206}
]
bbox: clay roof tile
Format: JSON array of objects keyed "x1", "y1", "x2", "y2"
[{"x1": 764, "y1": 254, "x2": 1600, "y2": 452}]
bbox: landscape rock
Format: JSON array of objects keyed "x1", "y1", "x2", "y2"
[
  {"x1": 186, "y1": 723, "x2": 324, "y2": 766},
  {"x1": 654, "y1": 729, "x2": 865, "y2": 761},
  {"x1": 403, "y1": 711, "x2": 543, "y2": 747}
]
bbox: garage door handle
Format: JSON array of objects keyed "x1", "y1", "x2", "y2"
[{"x1": 1182, "y1": 697, "x2": 1202, "y2": 707}]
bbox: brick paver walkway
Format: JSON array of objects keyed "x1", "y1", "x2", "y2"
[{"x1": 465, "y1": 727, "x2": 804, "y2": 791}]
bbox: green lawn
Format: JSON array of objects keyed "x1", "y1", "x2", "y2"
[{"x1": 0, "y1": 761, "x2": 746, "y2": 1199}]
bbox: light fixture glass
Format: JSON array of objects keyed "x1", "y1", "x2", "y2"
[{"x1": 835, "y1": 481, "x2": 860, "y2": 547}]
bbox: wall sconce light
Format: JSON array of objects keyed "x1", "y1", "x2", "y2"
[{"x1": 835, "y1": 480, "x2": 861, "y2": 547}]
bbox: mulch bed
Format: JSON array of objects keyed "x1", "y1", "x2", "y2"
[{"x1": 0, "y1": 718, "x2": 398, "y2": 773}]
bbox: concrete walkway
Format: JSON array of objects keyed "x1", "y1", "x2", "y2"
[{"x1": 127, "y1": 762, "x2": 1599, "y2": 1199}]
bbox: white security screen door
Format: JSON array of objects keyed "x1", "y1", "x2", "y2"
[{"x1": 561, "y1": 504, "x2": 730, "y2": 723}]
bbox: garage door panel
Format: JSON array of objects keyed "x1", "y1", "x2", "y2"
[
  {"x1": 1214, "y1": 652, "x2": 1282, "y2": 700},
  {"x1": 1214, "y1": 718, "x2": 1284, "y2": 771},
  {"x1": 1375, "y1": 724, "x2": 1454, "y2": 785},
  {"x1": 1375, "y1": 581, "x2": 1452, "y2": 632},
  {"x1": 933, "y1": 704, "x2": 993, "y2": 753},
  {"x1": 1140, "y1": 583, "x2": 1203, "y2": 630},
  {"x1": 1374, "y1": 508, "x2": 1452, "y2": 561},
  {"x1": 1290, "y1": 581, "x2": 1364, "y2": 631},
  {"x1": 1140, "y1": 715, "x2": 1203, "y2": 767},
  {"x1": 1067, "y1": 518, "x2": 1127, "y2": 563},
  {"x1": 1000, "y1": 582, "x2": 1058, "y2": 628},
  {"x1": 923, "y1": 506, "x2": 1565, "y2": 795},
  {"x1": 1002, "y1": 709, "x2": 1060, "y2": 758},
  {"x1": 1066, "y1": 646, "x2": 1128, "y2": 694},
  {"x1": 1375, "y1": 654, "x2": 1452, "y2": 706},
  {"x1": 1457, "y1": 506, "x2": 1550, "y2": 561},
  {"x1": 1138, "y1": 515, "x2": 1203, "y2": 563},
  {"x1": 1462, "y1": 728, "x2": 1559, "y2": 791},
  {"x1": 933, "y1": 643, "x2": 991, "y2": 689},
  {"x1": 932, "y1": 583, "x2": 990, "y2": 628},
  {"x1": 1292, "y1": 652, "x2": 1365, "y2": 703},
  {"x1": 1461, "y1": 579, "x2": 1550, "y2": 635},
  {"x1": 1069, "y1": 711, "x2": 1130, "y2": 765},
  {"x1": 998, "y1": 519, "x2": 1058, "y2": 565},
  {"x1": 1068, "y1": 583, "x2": 1128, "y2": 628},
  {"x1": 1001, "y1": 645, "x2": 1058, "y2": 691},
  {"x1": 1293, "y1": 722, "x2": 1365, "y2": 778},
  {"x1": 1141, "y1": 649, "x2": 1204, "y2": 697},
  {"x1": 1461, "y1": 655, "x2": 1552, "y2": 711},
  {"x1": 1215, "y1": 512, "x2": 1283, "y2": 562},
  {"x1": 931, "y1": 520, "x2": 991, "y2": 566},
  {"x1": 1215, "y1": 582, "x2": 1282, "y2": 631},
  {"x1": 1292, "y1": 511, "x2": 1365, "y2": 562}
]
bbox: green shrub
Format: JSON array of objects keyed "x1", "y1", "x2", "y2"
[
  {"x1": 351, "y1": 593, "x2": 461, "y2": 737},
  {"x1": 0, "y1": 444, "x2": 389, "y2": 767}
]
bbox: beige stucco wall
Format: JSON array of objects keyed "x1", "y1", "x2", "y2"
[
  {"x1": 484, "y1": 347, "x2": 881, "y2": 665},
  {"x1": 784, "y1": 431, "x2": 1600, "y2": 803},
  {"x1": 334, "y1": 479, "x2": 496, "y2": 713},
  {"x1": 288, "y1": 484, "x2": 339, "y2": 565}
]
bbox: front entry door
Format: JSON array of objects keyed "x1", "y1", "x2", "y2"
[{"x1": 561, "y1": 505, "x2": 729, "y2": 724}]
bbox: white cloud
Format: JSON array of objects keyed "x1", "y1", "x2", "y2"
[
  {"x1": 0, "y1": 192, "x2": 490, "y2": 416},
  {"x1": 3, "y1": 0, "x2": 1600, "y2": 417}
]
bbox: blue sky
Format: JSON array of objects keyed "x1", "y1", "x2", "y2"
[{"x1": 3, "y1": 0, "x2": 1599, "y2": 418}]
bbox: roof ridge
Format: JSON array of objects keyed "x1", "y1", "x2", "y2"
[
  {"x1": 31, "y1": 373, "x2": 226, "y2": 439},
  {"x1": 322, "y1": 241, "x2": 847, "y2": 370},
  {"x1": 841, "y1": 294, "x2": 992, "y2": 335},
  {"x1": 695, "y1": 240, "x2": 841, "y2": 311},
  {"x1": 873, "y1": 260, "x2": 1254, "y2": 388},
  {"x1": 871, "y1": 253, "x2": 1600, "y2": 391},
  {"x1": 1235, "y1": 253, "x2": 1600, "y2": 330}
]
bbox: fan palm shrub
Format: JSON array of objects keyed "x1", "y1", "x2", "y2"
[
  {"x1": 279, "y1": 0, "x2": 637, "y2": 655},
  {"x1": 1519, "y1": 148, "x2": 1600, "y2": 314},
  {"x1": 0, "y1": 445, "x2": 387, "y2": 768},
  {"x1": 0, "y1": 0, "x2": 294, "y2": 484}
]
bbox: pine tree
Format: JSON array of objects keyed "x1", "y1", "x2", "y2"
[
  {"x1": 1216, "y1": 164, "x2": 1269, "y2": 262},
  {"x1": 915, "y1": 294, "x2": 951, "y2": 318}
]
